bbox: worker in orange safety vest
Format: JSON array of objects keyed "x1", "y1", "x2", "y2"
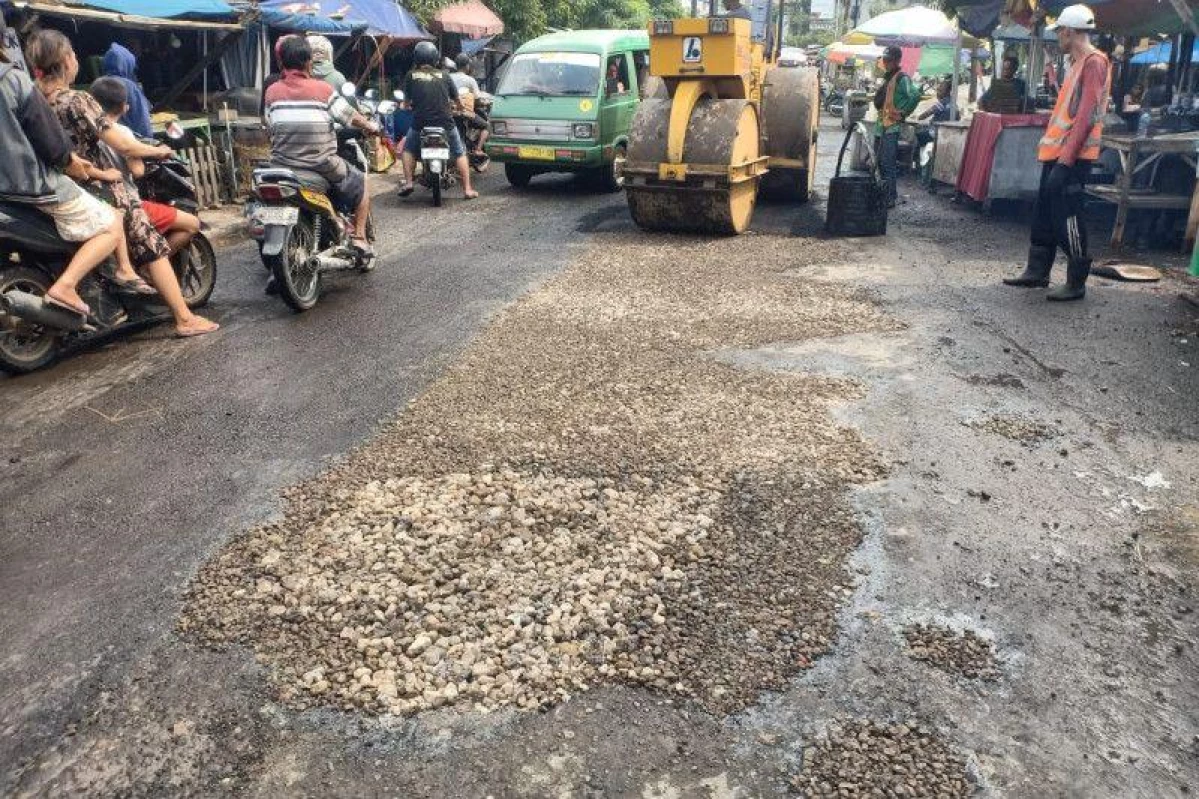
[{"x1": 1003, "y1": 3, "x2": 1110, "y2": 301}]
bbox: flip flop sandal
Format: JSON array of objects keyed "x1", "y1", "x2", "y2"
[
  {"x1": 176, "y1": 320, "x2": 219, "y2": 338},
  {"x1": 44, "y1": 293, "x2": 90, "y2": 317},
  {"x1": 398, "y1": 183, "x2": 415, "y2": 197},
  {"x1": 111, "y1": 276, "x2": 157, "y2": 295},
  {"x1": 464, "y1": 192, "x2": 479, "y2": 200}
]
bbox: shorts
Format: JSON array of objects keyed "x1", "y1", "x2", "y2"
[
  {"x1": 42, "y1": 191, "x2": 115, "y2": 242},
  {"x1": 404, "y1": 124, "x2": 466, "y2": 159},
  {"x1": 329, "y1": 164, "x2": 366, "y2": 214},
  {"x1": 142, "y1": 200, "x2": 178, "y2": 234}
]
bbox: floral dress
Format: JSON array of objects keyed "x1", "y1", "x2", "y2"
[{"x1": 46, "y1": 88, "x2": 170, "y2": 267}]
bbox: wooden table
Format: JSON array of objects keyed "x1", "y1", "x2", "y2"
[{"x1": 1085, "y1": 131, "x2": 1199, "y2": 250}]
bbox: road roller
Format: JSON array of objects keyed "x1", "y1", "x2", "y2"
[{"x1": 623, "y1": 1, "x2": 820, "y2": 234}]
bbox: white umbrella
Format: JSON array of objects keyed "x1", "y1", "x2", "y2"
[{"x1": 854, "y1": 4, "x2": 961, "y2": 45}]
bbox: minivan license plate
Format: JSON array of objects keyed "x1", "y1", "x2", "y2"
[
  {"x1": 519, "y1": 146, "x2": 555, "y2": 160},
  {"x1": 257, "y1": 206, "x2": 298, "y2": 225},
  {"x1": 423, "y1": 148, "x2": 450, "y2": 160}
]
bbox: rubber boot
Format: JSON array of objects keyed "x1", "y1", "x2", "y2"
[
  {"x1": 1003, "y1": 245, "x2": 1054, "y2": 287},
  {"x1": 1046, "y1": 258, "x2": 1090, "y2": 302}
]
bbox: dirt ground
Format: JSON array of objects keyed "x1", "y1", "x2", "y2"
[{"x1": 5, "y1": 118, "x2": 1198, "y2": 798}]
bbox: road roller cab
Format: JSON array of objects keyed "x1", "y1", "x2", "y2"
[{"x1": 486, "y1": 29, "x2": 650, "y2": 191}]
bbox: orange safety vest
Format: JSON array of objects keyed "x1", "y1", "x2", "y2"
[
  {"x1": 881, "y1": 71, "x2": 905, "y2": 128},
  {"x1": 1037, "y1": 50, "x2": 1110, "y2": 163}
]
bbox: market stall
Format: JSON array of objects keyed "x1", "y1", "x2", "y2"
[
  {"x1": 1087, "y1": 131, "x2": 1199, "y2": 249},
  {"x1": 952, "y1": 111, "x2": 1048, "y2": 208}
]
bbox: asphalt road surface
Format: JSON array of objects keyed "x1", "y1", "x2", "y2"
[{"x1": 3, "y1": 123, "x2": 1197, "y2": 797}]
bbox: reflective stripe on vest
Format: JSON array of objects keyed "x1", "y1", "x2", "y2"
[
  {"x1": 882, "y1": 72, "x2": 904, "y2": 128},
  {"x1": 1037, "y1": 51, "x2": 1110, "y2": 162}
]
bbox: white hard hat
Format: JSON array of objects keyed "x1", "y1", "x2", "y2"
[{"x1": 1047, "y1": 4, "x2": 1096, "y2": 31}]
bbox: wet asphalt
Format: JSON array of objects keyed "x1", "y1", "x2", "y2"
[{"x1": 0, "y1": 169, "x2": 616, "y2": 781}]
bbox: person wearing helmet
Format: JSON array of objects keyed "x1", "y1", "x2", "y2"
[
  {"x1": 1003, "y1": 3, "x2": 1109, "y2": 301},
  {"x1": 398, "y1": 41, "x2": 477, "y2": 199},
  {"x1": 873, "y1": 44, "x2": 920, "y2": 208},
  {"x1": 307, "y1": 35, "x2": 348, "y2": 95}
]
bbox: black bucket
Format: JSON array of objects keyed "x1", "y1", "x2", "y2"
[{"x1": 826, "y1": 123, "x2": 887, "y2": 237}]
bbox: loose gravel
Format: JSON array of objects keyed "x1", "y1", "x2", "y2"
[
  {"x1": 182, "y1": 234, "x2": 900, "y2": 716},
  {"x1": 967, "y1": 414, "x2": 1058, "y2": 445},
  {"x1": 796, "y1": 719, "x2": 971, "y2": 798},
  {"x1": 902, "y1": 624, "x2": 999, "y2": 681}
]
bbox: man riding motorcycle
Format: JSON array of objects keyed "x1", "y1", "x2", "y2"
[
  {"x1": 263, "y1": 36, "x2": 379, "y2": 253},
  {"x1": 397, "y1": 41, "x2": 477, "y2": 200},
  {"x1": 451, "y1": 52, "x2": 489, "y2": 160}
]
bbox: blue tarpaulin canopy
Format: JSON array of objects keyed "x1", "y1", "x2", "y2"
[
  {"x1": 261, "y1": 0, "x2": 428, "y2": 38},
  {"x1": 258, "y1": 0, "x2": 366, "y2": 34},
  {"x1": 1131, "y1": 40, "x2": 1199, "y2": 65},
  {"x1": 79, "y1": 0, "x2": 234, "y2": 17}
]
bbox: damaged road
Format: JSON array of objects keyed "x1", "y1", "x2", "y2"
[{"x1": 3, "y1": 121, "x2": 1198, "y2": 797}]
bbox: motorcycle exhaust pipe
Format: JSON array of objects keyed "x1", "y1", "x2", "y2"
[{"x1": 0, "y1": 290, "x2": 88, "y2": 331}]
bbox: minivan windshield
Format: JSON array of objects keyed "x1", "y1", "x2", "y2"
[{"x1": 496, "y1": 51, "x2": 602, "y2": 97}]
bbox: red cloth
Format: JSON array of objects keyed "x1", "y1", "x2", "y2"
[
  {"x1": 264, "y1": 69, "x2": 334, "y2": 105},
  {"x1": 955, "y1": 112, "x2": 1049, "y2": 202},
  {"x1": 900, "y1": 46, "x2": 921, "y2": 77},
  {"x1": 142, "y1": 200, "x2": 178, "y2": 234}
]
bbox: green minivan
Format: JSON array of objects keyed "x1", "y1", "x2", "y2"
[{"x1": 486, "y1": 29, "x2": 651, "y2": 191}]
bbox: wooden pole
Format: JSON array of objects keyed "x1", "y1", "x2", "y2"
[
  {"x1": 949, "y1": 28, "x2": 962, "y2": 120},
  {"x1": 158, "y1": 29, "x2": 243, "y2": 110}
]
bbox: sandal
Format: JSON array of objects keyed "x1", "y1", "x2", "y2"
[
  {"x1": 398, "y1": 182, "x2": 415, "y2": 197},
  {"x1": 45, "y1": 290, "x2": 90, "y2": 317},
  {"x1": 464, "y1": 190, "x2": 479, "y2": 200},
  {"x1": 111, "y1": 275, "x2": 157, "y2": 295},
  {"x1": 175, "y1": 317, "x2": 219, "y2": 338}
]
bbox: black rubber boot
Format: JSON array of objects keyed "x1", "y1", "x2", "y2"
[
  {"x1": 1046, "y1": 258, "x2": 1090, "y2": 302},
  {"x1": 1003, "y1": 245, "x2": 1054, "y2": 287}
]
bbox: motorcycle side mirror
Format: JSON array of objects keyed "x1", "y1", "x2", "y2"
[
  {"x1": 341, "y1": 82, "x2": 358, "y2": 98},
  {"x1": 364, "y1": 88, "x2": 378, "y2": 100},
  {"x1": 377, "y1": 101, "x2": 397, "y2": 115},
  {"x1": 393, "y1": 90, "x2": 405, "y2": 102}
]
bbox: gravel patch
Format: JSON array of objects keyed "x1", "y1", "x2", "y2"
[
  {"x1": 966, "y1": 414, "x2": 1058, "y2": 445},
  {"x1": 796, "y1": 719, "x2": 972, "y2": 798},
  {"x1": 182, "y1": 233, "x2": 900, "y2": 716},
  {"x1": 902, "y1": 624, "x2": 999, "y2": 681}
]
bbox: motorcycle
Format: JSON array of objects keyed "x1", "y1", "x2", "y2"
[
  {"x1": 0, "y1": 129, "x2": 217, "y2": 374},
  {"x1": 455, "y1": 88, "x2": 491, "y2": 174},
  {"x1": 248, "y1": 84, "x2": 394, "y2": 312},
  {"x1": 136, "y1": 125, "x2": 217, "y2": 309}
]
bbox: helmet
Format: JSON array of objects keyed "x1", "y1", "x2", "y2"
[
  {"x1": 413, "y1": 40, "x2": 439, "y2": 68},
  {"x1": 455, "y1": 52, "x2": 472, "y2": 72},
  {"x1": 1048, "y1": 4, "x2": 1096, "y2": 31},
  {"x1": 307, "y1": 34, "x2": 333, "y2": 63},
  {"x1": 443, "y1": 57, "x2": 456, "y2": 72}
]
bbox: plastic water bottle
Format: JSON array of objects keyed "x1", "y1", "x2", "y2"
[{"x1": 1137, "y1": 111, "x2": 1151, "y2": 137}]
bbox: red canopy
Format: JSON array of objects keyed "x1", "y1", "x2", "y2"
[{"x1": 431, "y1": 0, "x2": 504, "y2": 37}]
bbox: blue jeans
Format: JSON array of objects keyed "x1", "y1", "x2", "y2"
[
  {"x1": 876, "y1": 129, "x2": 900, "y2": 205},
  {"x1": 404, "y1": 125, "x2": 466, "y2": 159}
]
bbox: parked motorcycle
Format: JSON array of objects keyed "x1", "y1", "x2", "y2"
[{"x1": 248, "y1": 84, "x2": 394, "y2": 312}]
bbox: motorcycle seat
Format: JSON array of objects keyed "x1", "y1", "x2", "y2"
[
  {"x1": 254, "y1": 165, "x2": 331, "y2": 195},
  {"x1": 0, "y1": 202, "x2": 75, "y2": 255}
]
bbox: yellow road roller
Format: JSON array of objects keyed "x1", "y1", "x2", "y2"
[{"x1": 623, "y1": 3, "x2": 819, "y2": 234}]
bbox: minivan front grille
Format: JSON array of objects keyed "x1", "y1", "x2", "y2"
[{"x1": 502, "y1": 118, "x2": 573, "y2": 141}]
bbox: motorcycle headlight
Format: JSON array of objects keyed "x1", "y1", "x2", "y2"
[
  {"x1": 491, "y1": 119, "x2": 508, "y2": 135},
  {"x1": 571, "y1": 122, "x2": 594, "y2": 140}
]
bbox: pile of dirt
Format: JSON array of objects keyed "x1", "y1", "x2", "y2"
[{"x1": 903, "y1": 623, "x2": 1000, "y2": 681}]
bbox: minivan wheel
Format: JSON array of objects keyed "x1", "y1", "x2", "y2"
[
  {"x1": 597, "y1": 145, "x2": 626, "y2": 192},
  {"x1": 505, "y1": 163, "x2": 534, "y2": 188}
]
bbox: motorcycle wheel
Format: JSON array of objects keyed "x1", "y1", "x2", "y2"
[
  {"x1": 0, "y1": 265, "x2": 61, "y2": 374},
  {"x1": 432, "y1": 172, "x2": 442, "y2": 207},
  {"x1": 175, "y1": 233, "x2": 217, "y2": 309},
  {"x1": 264, "y1": 215, "x2": 321, "y2": 313}
]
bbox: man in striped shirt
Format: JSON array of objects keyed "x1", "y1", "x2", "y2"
[{"x1": 264, "y1": 36, "x2": 380, "y2": 252}]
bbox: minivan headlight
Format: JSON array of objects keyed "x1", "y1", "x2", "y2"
[
  {"x1": 571, "y1": 122, "x2": 594, "y2": 139},
  {"x1": 491, "y1": 119, "x2": 508, "y2": 135}
]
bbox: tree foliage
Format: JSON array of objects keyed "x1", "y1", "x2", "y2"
[{"x1": 410, "y1": 0, "x2": 684, "y2": 44}]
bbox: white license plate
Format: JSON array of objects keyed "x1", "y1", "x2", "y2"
[
  {"x1": 423, "y1": 148, "x2": 450, "y2": 160},
  {"x1": 256, "y1": 206, "x2": 299, "y2": 225}
]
